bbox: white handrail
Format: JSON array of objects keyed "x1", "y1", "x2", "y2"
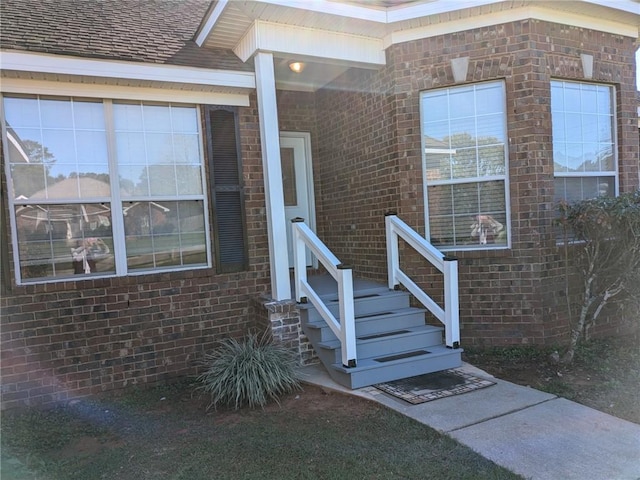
[
  {"x1": 385, "y1": 214, "x2": 460, "y2": 348},
  {"x1": 292, "y1": 219, "x2": 357, "y2": 367}
]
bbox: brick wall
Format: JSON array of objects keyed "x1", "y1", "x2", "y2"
[
  {"x1": 310, "y1": 19, "x2": 639, "y2": 347},
  {"x1": 1, "y1": 97, "x2": 273, "y2": 409},
  {"x1": 314, "y1": 67, "x2": 401, "y2": 275}
]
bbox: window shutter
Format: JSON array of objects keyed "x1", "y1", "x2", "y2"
[{"x1": 205, "y1": 107, "x2": 248, "y2": 273}]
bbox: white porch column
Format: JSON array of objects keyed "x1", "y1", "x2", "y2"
[{"x1": 254, "y1": 51, "x2": 291, "y2": 300}]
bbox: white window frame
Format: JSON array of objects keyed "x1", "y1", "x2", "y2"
[
  {"x1": 551, "y1": 79, "x2": 618, "y2": 203},
  {"x1": 421, "y1": 80, "x2": 511, "y2": 251},
  {"x1": 1, "y1": 93, "x2": 212, "y2": 285}
]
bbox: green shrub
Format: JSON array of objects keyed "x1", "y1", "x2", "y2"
[
  {"x1": 196, "y1": 332, "x2": 301, "y2": 410},
  {"x1": 557, "y1": 190, "x2": 640, "y2": 362}
]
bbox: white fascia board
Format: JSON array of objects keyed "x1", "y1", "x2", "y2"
[
  {"x1": 235, "y1": 20, "x2": 386, "y2": 66},
  {"x1": 386, "y1": 0, "x2": 503, "y2": 23},
  {"x1": 0, "y1": 78, "x2": 251, "y2": 106},
  {"x1": 0, "y1": 51, "x2": 256, "y2": 90},
  {"x1": 384, "y1": 5, "x2": 638, "y2": 48},
  {"x1": 580, "y1": 0, "x2": 640, "y2": 16},
  {"x1": 195, "y1": 0, "x2": 229, "y2": 47},
  {"x1": 258, "y1": 0, "x2": 387, "y2": 22}
]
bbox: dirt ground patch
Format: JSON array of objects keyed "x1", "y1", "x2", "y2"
[{"x1": 463, "y1": 336, "x2": 640, "y2": 425}]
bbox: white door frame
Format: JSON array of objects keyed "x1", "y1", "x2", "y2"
[{"x1": 280, "y1": 131, "x2": 316, "y2": 267}]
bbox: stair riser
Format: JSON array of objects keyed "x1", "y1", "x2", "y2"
[
  {"x1": 303, "y1": 292, "x2": 411, "y2": 323},
  {"x1": 354, "y1": 312, "x2": 426, "y2": 336},
  {"x1": 330, "y1": 351, "x2": 463, "y2": 389},
  {"x1": 320, "y1": 330, "x2": 444, "y2": 364},
  {"x1": 302, "y1": 327, "x2": 330, "y2": 346},
  {"x1": 302, "y1": 310, "x2": 427, "y2": 343},
  {"x1": 314, "y1": 346, "x2": 345, "y2": 369}
]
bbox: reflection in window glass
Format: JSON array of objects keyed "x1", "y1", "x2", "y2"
[
  {"x1": 124, "y1": 201, "x2": 206, "y2": 271},
  {"x1": 551, "y1": 80, "x2": 616, "y2": 204},
  {"x1": 113, "y1": 102, "x2": 202, "y2": 198},
  {"x1": 3, "y1": 95, "x2": 210, "y2": 283},
  {"x1": 15, "y1": 204, "x2": 114, "y2": 280},
  {"x1": 4, "y1": 97, "x2": 109, "y2": 200},
  {"x1": 421, "y1": 81, "x2": 509, "y2": 250}
]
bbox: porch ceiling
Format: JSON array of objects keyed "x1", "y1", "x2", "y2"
[{"x1": 197, "y1": 0, "x2": 639, "y2": 91}]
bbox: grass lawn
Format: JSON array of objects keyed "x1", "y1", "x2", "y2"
[{"x1": 1, "y1": 382, "x2": 522, "y2": 480}]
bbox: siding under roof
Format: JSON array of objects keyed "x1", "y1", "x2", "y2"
[{"x1": 0, "y1": 0, "x2": 252, "y2": 71}]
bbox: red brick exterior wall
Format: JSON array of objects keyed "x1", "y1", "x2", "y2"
[
  {"x1": 1, "y1": 19, "x2": 637, "y2": 408},
  {"x1": 309, "y1": 19, "x2": 639, "y2": 347},
  {"x1": 0, "y1": 97, "x2": 272, "y2": 409}
]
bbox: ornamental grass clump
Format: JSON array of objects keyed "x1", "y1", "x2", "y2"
[{"x1": 197, "y1": 332, "x2": 301, "y2": 410}]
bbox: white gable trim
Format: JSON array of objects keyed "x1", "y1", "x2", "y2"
[
  {"x1": 195, "y1": 0, "x2": 230, "y2": 47},
  {"x1": 0, "y1": 51, "x2": 256, "y2": 90},
  {"x1": 384, "y1": 5, "x2": 638, "y2": 48},
  {"x1": 235, "y1": 20, "x2": 386, "y2": 66},
  {"x1": 0, "y1": 78, "x2": 250, "y2": 106}
]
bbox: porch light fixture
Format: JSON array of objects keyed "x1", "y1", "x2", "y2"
[{"x1": 288, "y1": 61, "x2": 305, "y2": 73}]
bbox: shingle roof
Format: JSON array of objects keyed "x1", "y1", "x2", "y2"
[{"x1": 0, "y1": 0, "x2": 252, "y2": 71}]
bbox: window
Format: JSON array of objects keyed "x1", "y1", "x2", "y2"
[
  {"x1": 2, "y1": 95, "x2": 211, "y2": 283},
  {"x1": 551, "y1": 80, "x2": 617, "y2": 203},
  {"x1": 421, "y1": 81, "x2": 509, "y2": 250}
]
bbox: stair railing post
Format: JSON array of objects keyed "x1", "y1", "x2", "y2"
[
  {"x1": 385, "y1": 212, "x2": 399, "y2": 290},
  {"x1": 337, "y1": 264, "x2": 357, "y2": 367},
  {"x1": 291, "y1": 218, "x2": 307, "y2": 302},
  {"x1": 443, "y1": 257, "x2": 460, "y2": 348}
]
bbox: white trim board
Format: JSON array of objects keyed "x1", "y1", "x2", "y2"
[
  {"x1": 235, "y1": 21, "x2": 386, "y2": 66},
  {"x1": 195, "y1": 0, "x2": 230, "y2": 47},
  {"x1": 0, "y1": 51, "x2": 256, "y2": 90},
  {"x1": 385, "y1": 5, "x2": 638, "y2": 48},
  {"x1": 0, "y1": 78, "x2": 250, "y2": 106}
]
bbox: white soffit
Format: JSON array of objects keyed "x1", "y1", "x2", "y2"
[
  {"x1": 0, "y1": 51, "x2": 256, "y2": 91},
  {"x1": 235, "y1": 21, "x2": 386, "y2": 66},
  {"x1": 195, "y1": 0, "x2": 231, "y2": 47}
]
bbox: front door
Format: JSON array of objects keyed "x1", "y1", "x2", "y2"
[{"x1": 280, "y1": 132, "x2": 315, "y2": 268}]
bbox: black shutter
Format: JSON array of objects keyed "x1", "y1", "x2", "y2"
[{"x1": 204, "y1": 107, "x2": 248, "y2": 273}]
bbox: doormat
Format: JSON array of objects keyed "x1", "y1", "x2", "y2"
[{"x1": 374, "y1": 369, "x2": 495, "y2": 405}]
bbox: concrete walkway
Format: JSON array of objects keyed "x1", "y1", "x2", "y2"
[{"x1": 298, "y1": 363, "x2": 640, "y2": 480}]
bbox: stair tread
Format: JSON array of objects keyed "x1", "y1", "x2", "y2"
[
  {"x1": 330, "y1": 344, "x2": 462, "y2": 373},
  {"x1": 298, "y1": 286, "x2": 408, "y2": 306},
  {"x1": 316, "y1": 324, "x2": 443, "y2": 350}
]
